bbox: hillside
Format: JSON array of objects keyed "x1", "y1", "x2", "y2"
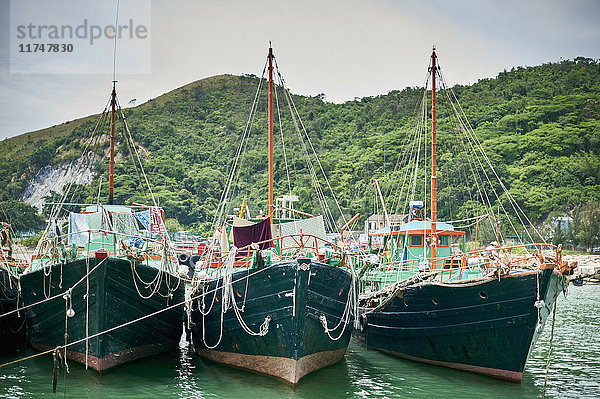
[{"x1": 1, "y1": 57, "x2": 599, "y2": 236}]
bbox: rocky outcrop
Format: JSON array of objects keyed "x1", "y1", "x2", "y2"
[{"x1": 22, "y1": 155, "x2": 98, "y2": 211}]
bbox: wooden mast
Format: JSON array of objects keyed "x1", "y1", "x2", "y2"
[
  {"x1": 268, "y1": 45, "x2": 274, "y2": 221},
  {"x1": 108, "y1": 81, "x2": 116, "y2": 205},
  {"x1": 430, "y1": 48, "x2": 438, "y2": 265}
]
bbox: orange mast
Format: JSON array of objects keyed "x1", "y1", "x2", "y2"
[
  {"x1": 430, "y1": 48, "x2": 438, "y2": 265},
  {"x1": 267, "y1": 45, "x2": 274, "y2": 221},
  {"x1": 108, "y1": 81, "x2": 116, "y2": 205}
]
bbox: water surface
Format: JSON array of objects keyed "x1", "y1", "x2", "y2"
[{"x1": 1, "y1": 284, "x2": 598, "y2": 398}]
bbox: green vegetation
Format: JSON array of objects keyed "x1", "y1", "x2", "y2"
[
  {"x1": 0, "y1": 200, "x2": 45, "y2": 232},
  {"x1": 21, "y1": 232, "x2": 42, "y2": 248},
  {"x1": 0, "y1": 58, "x2": 598, "y2": 247}
]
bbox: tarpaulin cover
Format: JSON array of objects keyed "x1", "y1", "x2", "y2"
[
  {"x1": 279, "y1": 215, "x2": 327, "y2": 254},
  {"x1": 68, "y1": 211, "x2": 103, "y2": 246},
  {"x1": 112, "y1": 212, "x2": 139, "y2": 237},
  {"x1": 134, "y1": 210, "x2": 150, "y2": 230},
  {"x1": 149, "y1": 207, "x2": 167, "y2": 235},
  {"x1": 233, "y1": 217, "x2": 273, "y2": 250}
]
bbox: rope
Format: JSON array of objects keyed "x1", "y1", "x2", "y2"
[
  {"x1": 0, "y1": 257, "x2": 109, "y2": 320},
  {"x1": 274, "y1": 59, "x2": 344, "y2": 231},
  {"x1": 318, "y1": 268, "x2": 355, "y2": 341},
  {"x1": 2, "y1": 249, "x2": 354, "y2": 370},
  {"x1": 542, "y1": 276, "x2": 561, "y2": 398},
  {"x1": 0, "y1": 346, "x2": 60, "y2": 369}
]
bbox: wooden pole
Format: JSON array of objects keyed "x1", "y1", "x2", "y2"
[
  {"x1": 268, "y1": 46, "x2": 274, "y2": 221},
  {"x1": 108, "y1": 81, "x2": 116, "y2": 205},
  {"x1": 430, "y1": 48, "x2": 438, "y2": 265}
]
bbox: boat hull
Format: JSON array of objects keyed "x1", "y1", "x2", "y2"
[
  {"x1": 0, "y1": 268, "x2": 26, "y2": 350},
  {"x1": 20, "y1": 257, "x2": 184, "y2": 372},
  {"x1": 190, "y1": 258, "x2": 354, "y2": 384},
  {"x1": 353, "y1": 267, "x2": 565, "y2": 381}
]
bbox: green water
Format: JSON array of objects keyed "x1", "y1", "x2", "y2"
[{"x1": 1, "y1": 284, "x2": 598, "y2": 398}]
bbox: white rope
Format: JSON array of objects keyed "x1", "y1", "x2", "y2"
[
  {"x1": 1, "y1": 257, "x2": 109, "y2": 320},
  {"x1": 274, "y1": 59, "x2": 345, "y2": 231},
  {"x1": 200, "y1": 248, "x2": 237, "y2": 349},
  {"x1": 273, "y1": 77, "x2": 293, "y2": 196},
  {"x1": 318, "y1": 259, "x2": 356, "y2": 341}
]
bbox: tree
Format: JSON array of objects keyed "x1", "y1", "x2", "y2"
[
  {"x1": 572, "y1": 201, "x2": 600, "y2": 252},
  {"x1": 0, "y1": 200, "x2": 45, "y2": 232}
]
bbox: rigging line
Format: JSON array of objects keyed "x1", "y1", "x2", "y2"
[
  {"x1": 274, "y1": 58, "x2": 346, "y2": 230},
  {"x1": 52, "y1": 106, "x2": 110, "y2": 221},
  {"x1": 435, "y1": 77, "x2": 501, "y2": 237},
  {"x1": 274, "y1": 72, "x2": 331, "y2": 225},
  {"x1": 435, "y1": 88, "x2": 453, "y2": 221},
  {"x1": 438, "y1": 75, "x2": 514, "y2": 228},
  {"x1": 52, "y1": 113, "x2": 103, "y2": 222},
  {"x1": 0, "y1": 257, "x2": 109, "y2": 319},
  {"x1": 212, "y1": 60, "x2": 267, "y2": 232},
  {"x1": 290, "y1": 94, "x2": 345, "y2": 229},
  {"x1": 399, "y1": 86, "x2": 428, "y2": 217},
  {"x1": 445, "y1": 99, "x2": 477, "y2": 220},
  {"x1": 115, "y1": 99, "x2": 147, "y2": 200},
  {"x1": 281, "y1": 87, "x2": 334, "y2": 231},
  {"x1": 393, "y1": 89, "x2": 427, "y2": 217},
  {"x1": 396, "y1": 116, "x2": 424, "y2": 215},
  {"x1": 438, "y1": 77, "x2": 498, "y2": 221},
  {"x1": 450, "y1": 114, "x2": 500, "y2": 241},
  {"x1": 119, "y1": 107, "x2": 157, "y2": 207},
  {"x1": 408, "y1": 91, "x2": 427, "y2": 210},
  {"x1": 51, "y1": 96, "x2": 111, "y2": 218},
  {"x1": 273, "y1": 71, "x2": 293, "y2": 196},
  {"x1": 386, "y1": 70, "x2": 432, "y2": 212},
  {"x1": 35, "y1": 104, "x2": 111, "y2": 258},
  {"x1": 449, "y1": 84, "x2": 545, "y2": 243},
  {"x1": 277, "y1": 80, "x2": 332, "y2": 228},
  {"x1": 442, "y1": 79, "x2": 529, "y2": 244},
  {"x1": 445, "y1": 214, "x2": 490, "y2": 224},
  {"x1": 397, "y1": 67, "x2": 434, "y2": 216},
  {"x1": 202, "y1": 63, "x2": 267, "y2": 264}
]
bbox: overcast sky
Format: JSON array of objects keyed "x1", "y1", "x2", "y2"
[{"x1": 1, "y1": 0, "x2": 599, "y2": 140}]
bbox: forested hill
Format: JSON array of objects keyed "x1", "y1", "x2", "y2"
[{"x1": 0, "y1": 57, "x2": 599, "y2": 235}]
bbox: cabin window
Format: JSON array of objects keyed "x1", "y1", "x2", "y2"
[
  {"x1": 410, "y1": 235, "x2": 423, "y2": 246},
  {"x1": 439, "y1": 235, "x2": 449, "y2": 247}
]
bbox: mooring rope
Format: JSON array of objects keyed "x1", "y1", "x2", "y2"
[
  {"x1": 541, "y1": 275, "x2": 562, "y2": 398},
  {"x1": 0, "y1": 257, "x2": 109, "y2": 320}
]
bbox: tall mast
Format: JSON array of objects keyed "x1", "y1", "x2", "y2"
[
  {"x1": 267, "y1": 45, "x2": 274, "y2": 221},
  {"x1": 108, "y1": 81, "x2": 116, "y2": 205},
  {"x1": 430, "y1": 48, "x2": 438, "y2": 264}
]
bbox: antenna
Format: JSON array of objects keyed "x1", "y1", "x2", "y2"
[{"x1": 112, "y1": 0, "x2": 120, "y2": 83}]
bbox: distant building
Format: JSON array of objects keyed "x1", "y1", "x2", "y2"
[{"x1": 364, "y1": 214, "x2": 405, "y2": 233}]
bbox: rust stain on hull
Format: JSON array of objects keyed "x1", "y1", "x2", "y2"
[
  {"x1": 31, "y1": 341, "x2": 176, "y2": 372},
  {"x1": 196, "y1": 347, "x2": 347, "y2": 384}
]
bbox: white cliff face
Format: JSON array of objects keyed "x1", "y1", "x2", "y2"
[{"x1": 22, "y1": 156, "x2": 98, "y2": 212}]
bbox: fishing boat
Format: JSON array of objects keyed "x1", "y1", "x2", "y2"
[
  {"x1": 0, "y1": 223, "x2": 27, "y2": 349},
  {"x1": 19, "y1": 83, "x2": 185, "y2": 372},
  {"x1": 188, "y1": 46, "x2": 357, "y2": 384},
  {"x1": 353, "y1": 48, "x2": 574, "y2": 382}
]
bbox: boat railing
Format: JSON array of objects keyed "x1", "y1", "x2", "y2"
[
  {"x1": 171, "y1": 241, "x2": 207, "y2": 256},
  {"x1": 30, "y1": 228, "x2": 177, "y2": 271},
  {"x1": 365, "y1": 243, "x2": 566, "y2": 284},
  {"x1": 0, "y1": 252, "x2": 28, "y2": 275},
  {"x1": 197, "y1": 232, "x2": 347, "y2": 272}
]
